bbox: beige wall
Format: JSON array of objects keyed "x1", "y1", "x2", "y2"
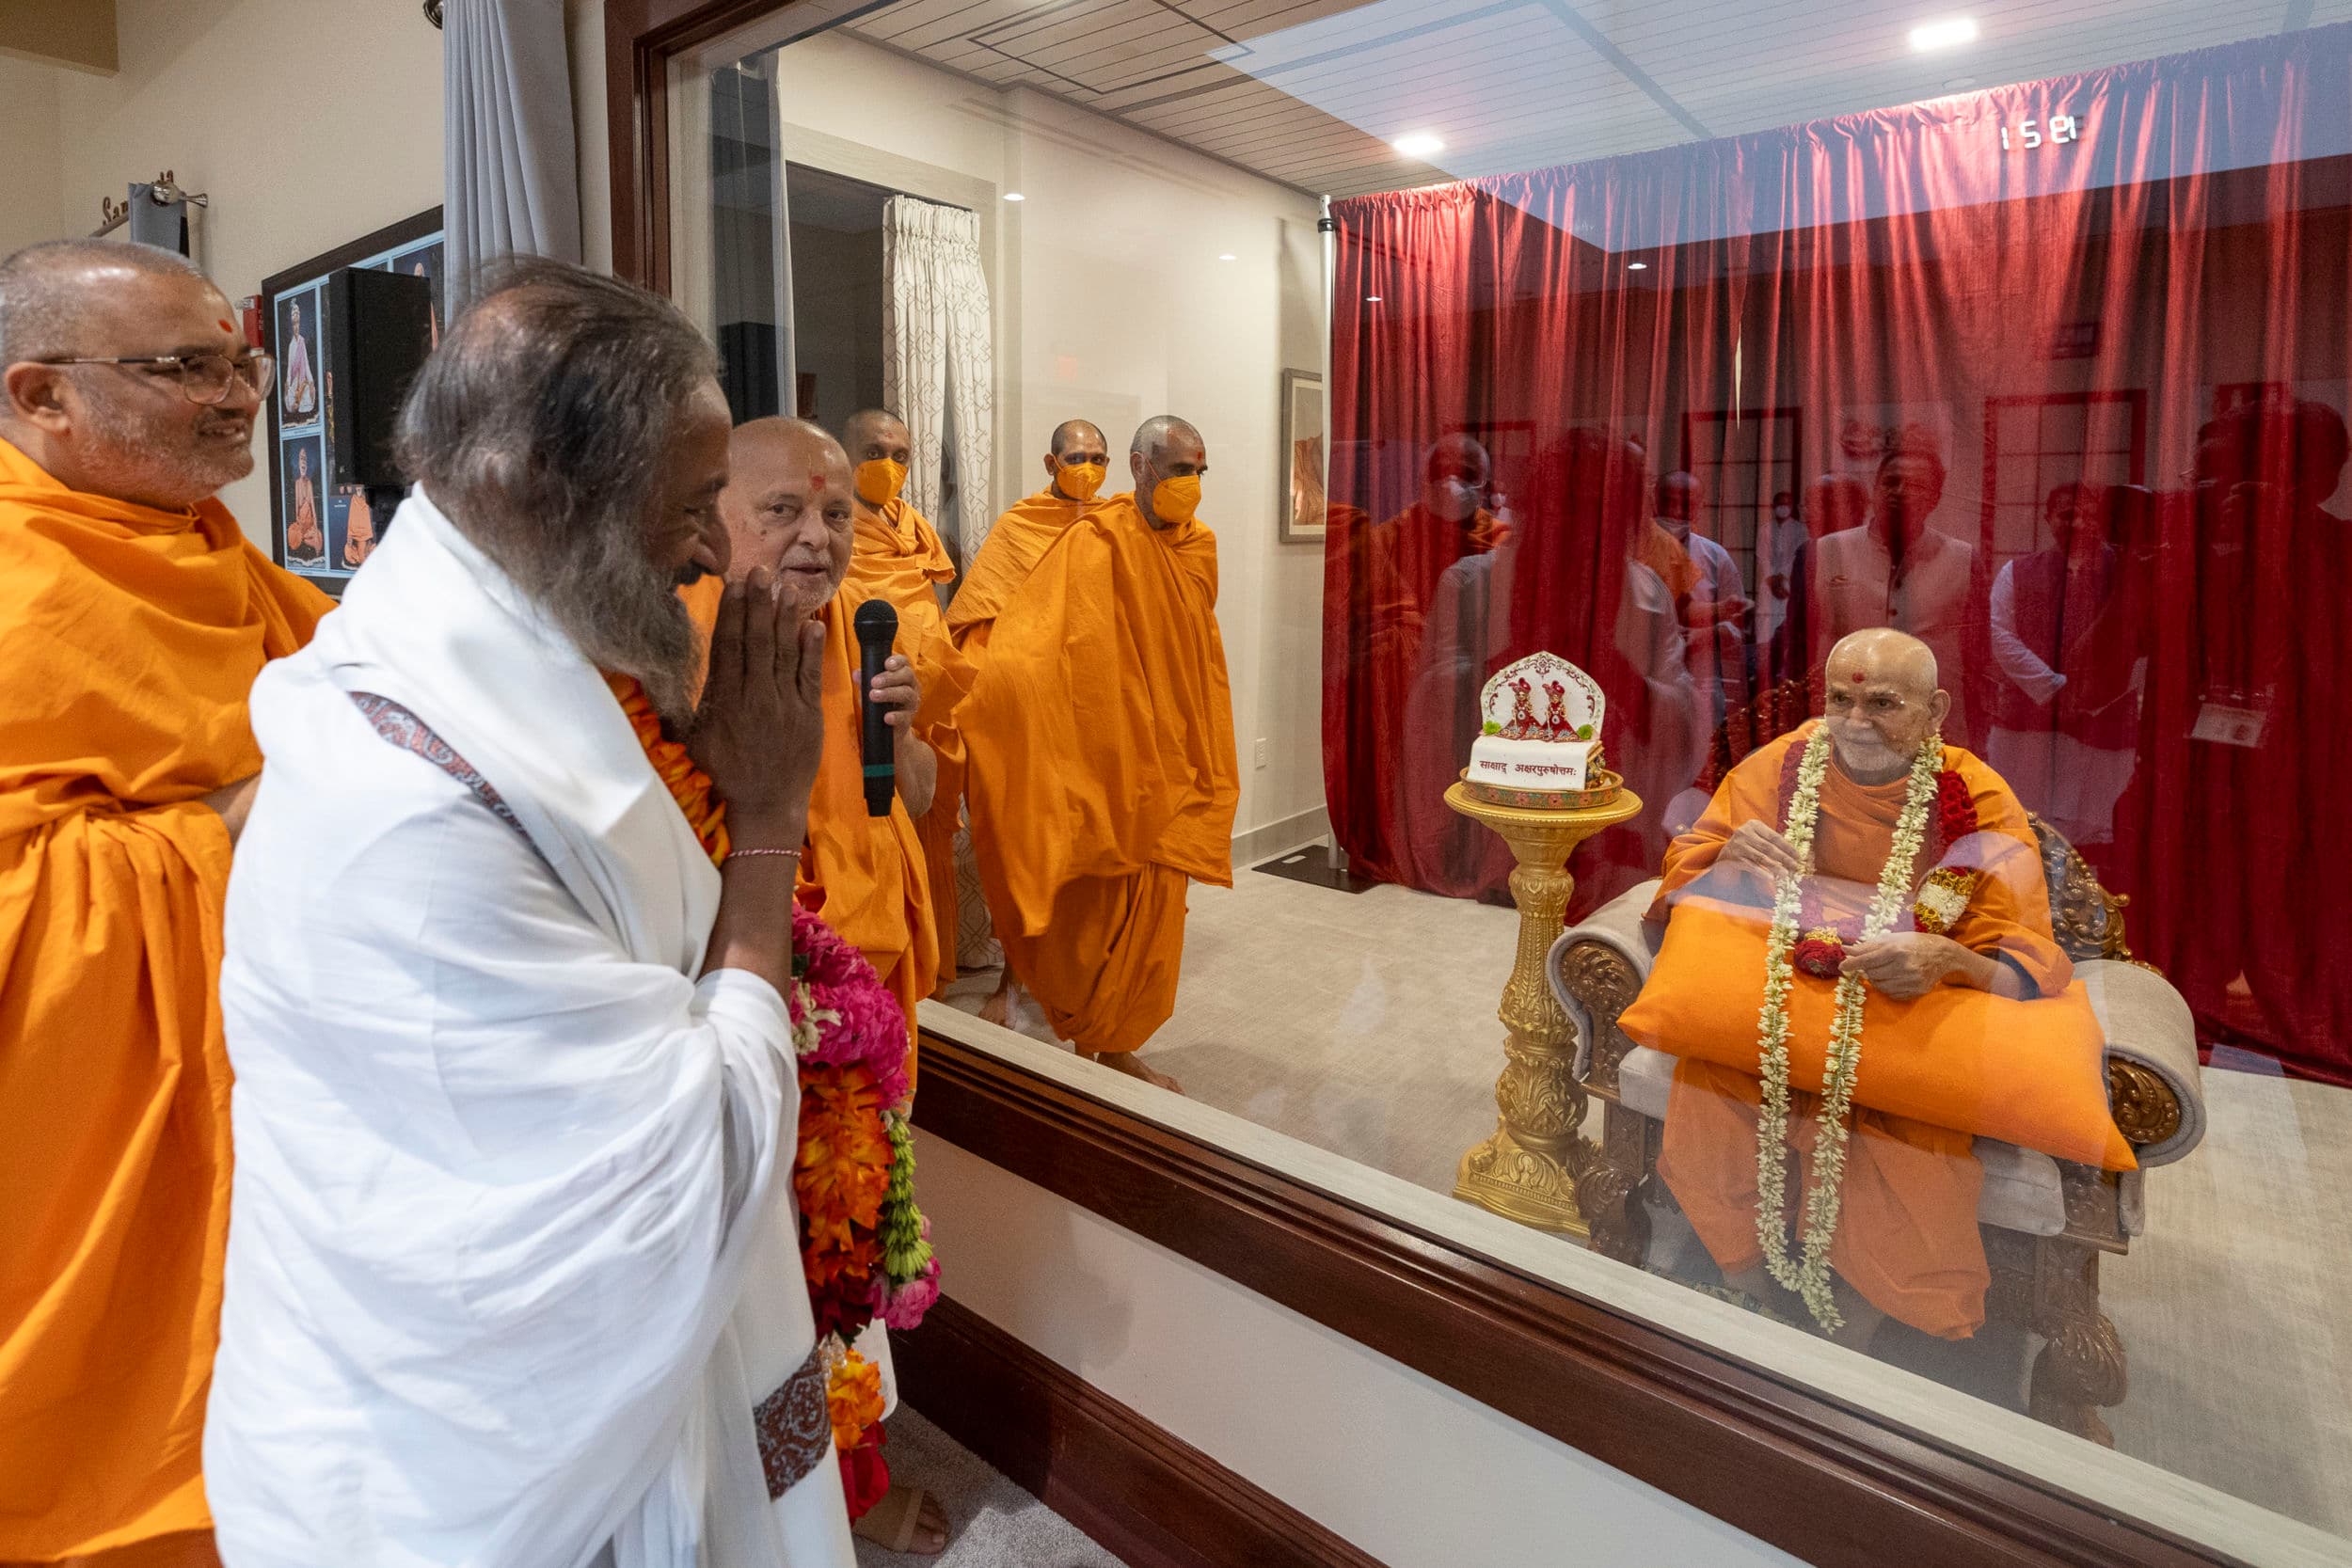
[
  {"x1": 693, "y1": 28, "x2": 1327, "y2": 842},
  {"x1": 48, "y1": 0, "x2": 444, "y2": 541},
  {"x1": 0, "y1": 55, "x2": 64, "y2": 260}
]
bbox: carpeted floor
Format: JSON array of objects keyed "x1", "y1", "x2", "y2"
[
  {"x1": 859, "y1": 1408, "x2": 1127, "y2": 1568},
  {"x1": 938, "y1": 866, "x2": 2352, "y2": 1546}
]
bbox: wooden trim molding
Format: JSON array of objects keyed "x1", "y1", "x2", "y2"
[
  {"x1": 604, "y1": 0, "x2": 784, "y2": 290},
  {"x1": 894, "y1": 1295, "x2": 1389, "y2": 1568},
  {"x1": 908, "y1": 1032, "x2": 2248, "y2": 1568}
]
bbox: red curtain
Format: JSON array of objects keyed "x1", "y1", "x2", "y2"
[{"x1": 1323, "y1": 26, "x2": 2352, "y2": 1083}]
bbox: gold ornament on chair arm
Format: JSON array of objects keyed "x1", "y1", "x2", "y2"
[{"x1": 2106, "y1": 1059, "x2": 2184, "y2": 1148}]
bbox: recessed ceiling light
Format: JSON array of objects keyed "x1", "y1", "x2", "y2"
[
  {"x1": 1627, "y1": 261, "x2": 1648, "y2": 271},
  {"x1": 1392, "y1": 132, "x2": 1445, "y2": 158},
  {"x1": 1004, "y1": 191, "x2": 1025, "y2": 202},
  {"x1": 1909, "y1": 16, "x2": 1979, "y2": 51},
  {"x1": 1219, "y1": 252, "x2": 1237, "y2": 261}
]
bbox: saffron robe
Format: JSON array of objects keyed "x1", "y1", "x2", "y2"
[
  {"x1": 0, "y1": 437, "x2": 328, "y2": 1559},
  {"x1": 945, "y1": 489, "x2": 1090, "y2": 657},
  {"x1": 683, "y1": 576, "x2": 937, "y2": 1071},
  {"x1": 847, "y1": 499, "x2": 974, "y2": 987},
  {"x1": 960, "y1": 494, "x2": 1240, "y2": 1052},
  {"x1": 1648, "y1": 723, "x2": 2069, "y2": 1339}
]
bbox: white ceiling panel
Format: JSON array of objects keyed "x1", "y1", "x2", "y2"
[{"x1": 819, "y1": 0, "x2": 2333, "y2": 198}]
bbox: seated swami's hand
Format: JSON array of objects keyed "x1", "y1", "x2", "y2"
[
  {"x1": 1717, "y1": 820, "x2": 1802, "y2": 879},
  {"x1": 691, "y1": 567, "x2": 826, "y2": 836},
  {"x1": 1840, "y1": 933, "x2": 1966, "y2": 1000}
]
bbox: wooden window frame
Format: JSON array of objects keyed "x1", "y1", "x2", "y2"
[{"x1": 607, "y1": 7, "x2": 2252, "y2": 1561}]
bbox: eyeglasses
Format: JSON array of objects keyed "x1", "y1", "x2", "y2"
[{"x1": 33, "y1": 350, "x2": 278, "y2": 406}]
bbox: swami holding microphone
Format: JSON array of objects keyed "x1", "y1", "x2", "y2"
[{"x1": 692, "y1": 414, "x2": 945, "y2": 1076}]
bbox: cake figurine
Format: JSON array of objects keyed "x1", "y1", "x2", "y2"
[{"x1": 1462, "y1": 652, "x2": 1619, "y2": 808}]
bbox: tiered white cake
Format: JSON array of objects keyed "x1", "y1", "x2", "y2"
[{"x1": 1465, "y1": 652, "x2": 1609, "y2": 804}]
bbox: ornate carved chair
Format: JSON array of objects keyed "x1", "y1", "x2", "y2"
[{"x1": 1548, "y1": 693, "x2": 2208, "y2": 1444}]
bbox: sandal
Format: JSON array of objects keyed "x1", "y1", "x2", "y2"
[{"x1": 851, "y1": 1484, "x2": 946, "y2": 1556}]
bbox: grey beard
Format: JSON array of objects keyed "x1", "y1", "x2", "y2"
[{"x1": 522, "y1": 521, "x2": 703, "y2": 727}]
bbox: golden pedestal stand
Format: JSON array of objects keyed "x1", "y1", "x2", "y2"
[{"x1": 1447, "y1": 778, "x2": 1644, "y2": 1238}]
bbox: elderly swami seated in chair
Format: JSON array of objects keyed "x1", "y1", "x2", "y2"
[{"x1": 1617, "y1": 627, "x2": 2136, "y2": 1353}]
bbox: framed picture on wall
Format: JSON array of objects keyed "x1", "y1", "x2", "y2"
[
  {"x1": 260, "y1": 205, "x2": 443, "y2": 597},
  {"x1": 1280, "y1": 367, "x2": 1326, "y2": 544}
]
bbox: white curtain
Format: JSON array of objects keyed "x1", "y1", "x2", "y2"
[
  {"x1": 882, "y1": 197, "x2": 993, "y2": 561},
  {"x1": 444, "y1": 0, "x2": 582, "y2": 307}
]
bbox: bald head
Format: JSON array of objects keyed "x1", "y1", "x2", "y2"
[
  {"x1": 1821, "y1": 628, "x2": 1950, "y2": 782},
  {"x1": 1051, "y1": 419, "x2": 1106, "y2": 459},
  {"x1": 0, "y1": 240, "x2": 207, "y2": 364},
  {"x1": 1829, "y1": 628, "x2": 1938, "y2": 691},
  {"x1": 1131, "y1": 415, "x2": 1202, "y2": 466},
  {"x1": 0, "y1": 239, "x2": 261, "y2": 511},
  {"x1": 1130, "y1": 415, "x2": 1207, "y2": 529},
  {"x1": 845, "y1": 408, "x2": 910, "y2": 463},
  {"x1": 1044, "y1": 418, "x2": 1109, "y2": 499},
  {"x1": 724, "y1": 416, "x2": 855, "y2": 616}
]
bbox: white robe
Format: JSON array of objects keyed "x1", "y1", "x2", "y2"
[{"x1": 208, "y1": 489, "x2": 856, "y2": 1568}]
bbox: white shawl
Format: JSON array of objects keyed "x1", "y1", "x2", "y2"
[{"x1": 209, "y1": 491, "x2": 848, "y2": 1568}]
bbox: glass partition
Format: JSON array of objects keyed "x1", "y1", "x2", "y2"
[{"x1": 672, "y1": 6, "x2": 2352, "y2": 1558}]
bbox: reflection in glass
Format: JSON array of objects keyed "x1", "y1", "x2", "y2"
[{"x1": 686, "y1": 3, "x2": 2352, "y2": 1549}]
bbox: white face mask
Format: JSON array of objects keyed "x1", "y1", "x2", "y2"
[
  {"x1": 1774, "y1": 504, "x2": 1793, "y2": 520},
  {"x1": 1428, "y1": 477, "x2": 1481, "y2": 522}
]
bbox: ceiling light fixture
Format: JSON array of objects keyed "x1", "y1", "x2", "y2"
[
  {"x1": 1219, "y1": 252, "x2": 1237, "y2": 261},
  {"x1": 1627, "y1": 261, "x2": 1648, "y2": 271},
  {"x1": 1004, "y1": 191, "x2": 1025, "y2": 201},
  {"x1": 1909, "y1": 16, "x2": 1979, "y2": 51},
  {"x1": 1392, "y1": 132, "x2": 1445, "y2": 158},
  {"x1": 1365, "y1": 294, "x2": 1383, "y2": 302}
]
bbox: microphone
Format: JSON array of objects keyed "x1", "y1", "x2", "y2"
[{"x1": 852, "y1": 599, "x2": 899, "y2": 817}]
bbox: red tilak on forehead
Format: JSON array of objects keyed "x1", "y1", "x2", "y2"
[
  {"x1": 1851, "y1": 670, "x2": 1867, "y2": 682},
  {"x1": 810, "y1": 473, "x2": 826, "y2": 490},
  {"x1": 217, "y1": 319, "x2": 235, "y2": 333}
]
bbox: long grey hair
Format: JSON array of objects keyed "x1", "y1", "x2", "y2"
[{"x1": 394, "y1": 257, "x2": 719, "y2": 721}]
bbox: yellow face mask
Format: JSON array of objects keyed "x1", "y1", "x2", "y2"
[
  {"x1": 1057, "y1": 462, "x2": 1106, "y2": 501},
  {"x1": 1150, "y1": 473, "x2": 1201, "y2": 527},
  {"x1": 855, "y1": 458, "x2": 907, "y2": 507}
]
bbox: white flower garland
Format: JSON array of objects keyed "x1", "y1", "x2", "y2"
[{"x1": 1754, "y1": 725, "x2": 1944, "y2": 1332}]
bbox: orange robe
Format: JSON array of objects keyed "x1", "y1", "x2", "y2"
[
  {"x1": 945, "y1": 489, "x2": 1089, "y2": 657},
  {"x1": 0, "y1": 438, "x2": 329, "y2": 1559},
  {"x1": 682, "y1": 576, "x2": 938, "y2": 1070},
  {"x1": 959, "y1": 494, "x2": 1239, "y2": 1052},
  {"x1": 847, "y1": 499, "x2": 975, "y2": 987},
  {"x1": 1649, "y1": 724, "x2": 2070, "y2": 1339}
]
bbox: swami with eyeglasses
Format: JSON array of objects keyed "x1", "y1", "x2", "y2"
[{"x1": 0, "y1": 238, "x2": 328, "y2": 1568}]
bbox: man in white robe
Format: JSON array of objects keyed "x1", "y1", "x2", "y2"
[{"x1": 206, "y1": 261, "x2": 856, "y2": 1568}]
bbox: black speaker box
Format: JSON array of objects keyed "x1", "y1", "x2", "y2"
[{"x1": 324, "y1": 266, "x2": 433, "y2": 489}]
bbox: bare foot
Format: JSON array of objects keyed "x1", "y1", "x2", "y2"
[
  {"x1": 851, "y1": 1483, "x2": 951, "y2": 1556},
  {"x1": 1825, "y1": 1276, "x2": 1888, "y2": 1354},
  {"x1": 976, "y1": 974, "x2": 1017, "y2": 1029},
  {"x1": 1085, "y1": 1050, "x2": 1184, "y2": 1095}
]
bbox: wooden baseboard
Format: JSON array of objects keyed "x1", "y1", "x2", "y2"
[{"x1": 893, "y1": 1294, "x2": 1388, "y2": 1568}]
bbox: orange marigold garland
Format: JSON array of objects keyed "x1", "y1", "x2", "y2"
[
  {"x1": 606, "y1": 673, "x2": 730, "y2": 860},
  {"x1": 606, "y1": 672, "x2": 938, "y2": 1518}
]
